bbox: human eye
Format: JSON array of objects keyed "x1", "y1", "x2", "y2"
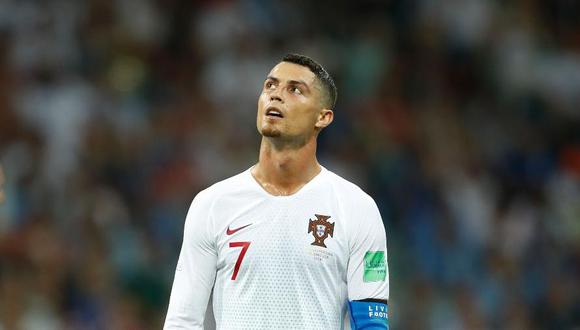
[
  {"x1": 265, "y1": 80, "x2": 276, "y2": 90},
  {"x1": 290, "y1": 86, "x2": 302, "y2": 95}
]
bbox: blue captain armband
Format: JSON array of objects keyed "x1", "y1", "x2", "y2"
[{"x1": 349, "y1": 299, "x2": 388, "y2": 329}]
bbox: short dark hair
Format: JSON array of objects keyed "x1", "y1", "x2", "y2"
[{"x1": 282, "y1": 54, "x2": 337, "y2": 109}]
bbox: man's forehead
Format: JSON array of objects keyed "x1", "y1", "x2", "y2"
[{"x1": 267, "y1": 62, "x2": 317, "y2": 85}]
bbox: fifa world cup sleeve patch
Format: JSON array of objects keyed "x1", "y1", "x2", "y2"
[
  {"x1": 349, "y1": 300, "x2": 388, "y2": 329},
  {"x1": 363, "y1": 251, "x2": 386, "y2": 282}
]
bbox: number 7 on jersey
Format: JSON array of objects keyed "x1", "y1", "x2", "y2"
[{"x1": 229, "y1": 241, "x2": 251, "y2": 280}]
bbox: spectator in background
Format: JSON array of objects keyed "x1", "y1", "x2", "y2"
[{"x1": 0, "y1": 164, "x2": 4, "y2": 204}]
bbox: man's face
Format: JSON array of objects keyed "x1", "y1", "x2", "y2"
[{"x1": 257, "y1": 62, "x2": 328, "y2": 142}]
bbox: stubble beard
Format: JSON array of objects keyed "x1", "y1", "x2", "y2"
[
  {"x1": 261, "y1": 126, "x2": 282, "y2": 138},
  {"x1": 259, "y1": 118, "x2": 283, "y2": 138},
  {"x1": 260, "y1": 126, "x2": 310, "y2": 150}
]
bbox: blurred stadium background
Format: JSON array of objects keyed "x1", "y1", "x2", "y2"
[{"x1": 1, "y1": 0, "x2": 580, "y2": 329}]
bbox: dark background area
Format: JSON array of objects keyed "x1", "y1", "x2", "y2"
[{"x1": 1, "y1": 0, "x2": 580, "y2": 329}]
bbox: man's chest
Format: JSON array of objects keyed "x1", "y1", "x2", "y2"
[{"x1": 212, "y1": 199, "x2": 350, "y2": 282}]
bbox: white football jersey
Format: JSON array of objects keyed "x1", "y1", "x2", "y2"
[{"x1": 164, "y1": 166, "x2": 389, "y2": 330}]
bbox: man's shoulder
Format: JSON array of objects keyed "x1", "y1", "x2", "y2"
[
  {"x1": 323, "y1": 167, "x2": 377, "y2": 208},
  {"x1": 190, "y1": 168, "x2": 254, "y2": 206}
]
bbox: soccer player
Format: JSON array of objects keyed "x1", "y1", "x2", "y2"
[{"x1": 164, "y1": 54, "x2": 389, "y2": 329}]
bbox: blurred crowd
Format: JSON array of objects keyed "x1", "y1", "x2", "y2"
[{"x1": 1, "y1": 0, "x2": 579, "y2": 329}]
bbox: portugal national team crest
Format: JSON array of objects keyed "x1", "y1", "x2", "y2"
[{"x1": 308, "y1": 214, "x2": 334, "y2": 248}]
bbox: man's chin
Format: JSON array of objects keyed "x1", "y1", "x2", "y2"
[{"x1": 260, "y1": 128, "x2": 281, "y2": 138}]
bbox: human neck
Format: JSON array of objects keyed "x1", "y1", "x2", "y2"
[{"x1": 251, "y1": 136, "x2": 321, "y2": 196}]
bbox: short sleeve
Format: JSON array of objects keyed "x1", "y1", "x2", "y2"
[
  {"x1": 164, "y1": 190, "x2": 218, "y2": 329},
  {"x1": 347, "y1": 196, "x2": 389, "y2": 301}
]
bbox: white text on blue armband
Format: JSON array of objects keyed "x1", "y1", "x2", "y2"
[{"x1": 348, "y1": 300, "x2": 388, "y2": 329}]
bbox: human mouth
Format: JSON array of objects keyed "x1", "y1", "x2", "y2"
[{"x1": 266, "y1": 106, "x2": 284, "y2": 118}]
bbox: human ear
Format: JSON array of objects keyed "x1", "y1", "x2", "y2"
[{"x1": 315, "y1": 109, "x2": 334, "y2": 129}]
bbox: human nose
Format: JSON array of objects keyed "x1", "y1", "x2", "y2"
[{"x1": 267, "y1": 87, "x2": 283, "y2": 103}]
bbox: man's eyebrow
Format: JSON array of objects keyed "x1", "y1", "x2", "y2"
[
  {"x1": 288, "y1": 79, "x2": 308, "y2": 87},
  {"x1": 267, "y1": 76, "x2": 308, "y2": 86},
  {"x1": 288, "y1": 80, "x2": 312, "y2": 94},
  {"x1": 265, "y1": 76, "x2": 312, "y2": 93}
]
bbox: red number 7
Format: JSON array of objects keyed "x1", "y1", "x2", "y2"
[{"x1": 229, "y1": 241, "x2": 251, "y2": 280}]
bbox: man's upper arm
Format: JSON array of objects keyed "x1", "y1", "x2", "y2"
[
  {"x1": 164, "y1": 191, "x2": 217, "y2": 329},
  {"x1": 347, "y1": 196, "x2": 389, "y2": 329}
]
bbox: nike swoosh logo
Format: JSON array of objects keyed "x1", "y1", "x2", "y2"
[{"x1": 226, "y1": 223, "x2": 252, "y2": 235}]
